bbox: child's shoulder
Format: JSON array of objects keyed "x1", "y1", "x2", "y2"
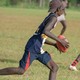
[{"x1": 48, "y1": 13, "x2": 57, "y2": 19}]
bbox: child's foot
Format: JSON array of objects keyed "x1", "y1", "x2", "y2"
[{"x1": 69, "y1": 65, "x2": 78, "y2": 71}]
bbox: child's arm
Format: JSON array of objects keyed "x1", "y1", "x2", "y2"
[
  {"x1": 45, "y1": 39, "x2": 62, "y2": 53},
  {"x1": 45, "y1": 39, "x2": 56, "y2": 46},
  {"x1": 44, "y1": 39, "x2": 58, "y2": 50},
  {"x1": 60, "y1": 20, "x2": 67, "y2": 35},
  {"x1": 43, "y1": 16, "x2": 69, "y2": 48}
]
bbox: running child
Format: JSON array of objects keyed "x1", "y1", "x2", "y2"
[{"x1": 0, "y1": 0, "x2": 69, "y2": 80}]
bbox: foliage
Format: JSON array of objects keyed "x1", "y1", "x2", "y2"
[{"x1": 0, "y1": 0, "x2": 80, "y2": 8}]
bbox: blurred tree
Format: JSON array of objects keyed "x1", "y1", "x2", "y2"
[
  {"x1": 35, "y1": 0, "x2": 45, "y2": 7},
  {"x1": 29, "y1": 0, "x2": 32, "y2": 4},
  {"x1": 76, "y1": 0, "x2": 80, "y2": 6},
  {"x1": 39, "y1": 0, "x2": 43, "y2": 7},
  {"x1": 10, "y1": 0, "x2": 18, "y2": 5},
  {"x1": 0, "y1": 0, "x2": 80, "y2": 8}
]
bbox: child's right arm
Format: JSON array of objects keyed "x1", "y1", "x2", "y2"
[{"x1": 43, "y1": 16, "x2": 69, "y2": 48}]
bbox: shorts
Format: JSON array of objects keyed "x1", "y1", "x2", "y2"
[
  {"x1": 19, "y1": 50, "x2": 51, "y2": 70},
  {"x1": 19, "y1": 35, "x2": 51, "y2": 70}
]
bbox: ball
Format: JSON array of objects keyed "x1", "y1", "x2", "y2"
[{"x1": 56, "y1": 35, "x2": 68, "y2": 53}]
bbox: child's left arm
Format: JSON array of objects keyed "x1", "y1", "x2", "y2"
[{"x1": 44, "y1": 39, "x2": 58, "y2": 49}]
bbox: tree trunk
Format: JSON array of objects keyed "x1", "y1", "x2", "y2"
[
  {"x1": 76, "y1": 0, "x2": 80, "y2": 6},
  {"x1": 10, "y1": 0, "x2": 18, "y2": 5},
  {"x1": 39, "y1": 0, "x2": 45, "y2": 7},
  {"x1": 29, "y1": 0, "x2": 32, "y2": 4},
  {"x1": 39, "y1": 0, "x2": 43, "y2": 7}
]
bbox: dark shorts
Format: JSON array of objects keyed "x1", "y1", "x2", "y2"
[
  {"x1": 19, "y1": 35, "x2": 51, "y2": 70},
  {"x1": 19, "y1": 50, "x2": 51, "y2": 70}
]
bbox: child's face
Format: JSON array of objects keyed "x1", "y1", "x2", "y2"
[{"x1": 57, "y1": 9, "x2": 64, "y2": 16}]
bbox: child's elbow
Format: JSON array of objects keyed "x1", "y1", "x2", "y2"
[{"x1": 43, "y1": 30, "x2": 49, "y2": 35}]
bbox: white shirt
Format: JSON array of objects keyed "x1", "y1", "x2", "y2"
[{"x1": 54, "y1": 14, "x2": 65, "y2": 27}]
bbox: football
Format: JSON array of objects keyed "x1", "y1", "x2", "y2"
[{"x1": 56, "y1": 35, "x2": 68, "y2": 53}]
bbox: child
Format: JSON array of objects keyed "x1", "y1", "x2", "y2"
[
  {"x1": 69, "y1": 54, "x2": 80, "y2": 71},
  {"x1": 0, "y1": 0, "x2": 69, "y2": 80}
]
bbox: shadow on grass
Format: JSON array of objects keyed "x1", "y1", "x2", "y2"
[{"x1": 0, "y1": 58, "x2": 18, "y2": 63}]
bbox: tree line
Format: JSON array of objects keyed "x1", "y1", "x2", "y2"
[{"x1": 0, "y1": 0, "x2": 80, "y2": 8}]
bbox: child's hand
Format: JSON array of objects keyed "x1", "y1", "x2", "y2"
[
  {"x1": 60, "y1": 39, "x2": 69, "y2": 48},
  {"x1": 56, "y1": 35, "x2": 69, "y2": 53},
  {"x1": 53, "y1": 43, "x2": 62, "y2": 53}
]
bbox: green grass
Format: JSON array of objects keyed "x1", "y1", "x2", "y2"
[{"x1": 0, "y1": 7, "x2": 80, "y2": 80}]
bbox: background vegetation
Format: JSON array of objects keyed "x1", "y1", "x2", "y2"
[
  {"x1": 0, "y1": 7, "x2": 80, "y2": 80},
  {"x1": 0, "y1": 0, "x2": 80, "y2": 8}
]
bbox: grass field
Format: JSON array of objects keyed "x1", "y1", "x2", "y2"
[{"x1": 0, "y1": 7, "x2": 80, "y2": 80}]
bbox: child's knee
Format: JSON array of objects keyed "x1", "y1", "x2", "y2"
[
  {"x1": 51, "y1": 63, "x2": 59, "y2": 72},
  {"x1": 18, "y1": 68, "x2": 25, "y2": 75},
  {"x1": 47, "y1": 60, "x2": 59, "y2": 72}
]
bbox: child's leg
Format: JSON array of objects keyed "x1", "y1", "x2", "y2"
[
  {"x1": 71, "y1": 54, "x2": 80, "y2": 66},
  {"x1": 0, "y1": 67, "x2": 25, "y2": 75},
  {"x1": 69, "y1": 54, "x2": 80, "y2": 71},
  {"x1": 46, "y1": 59, "x2": 58, "y2": 80},
  {"x1": 76, "y1": 54, "x2": 80, "y2": 62},
  {"x1": 0, "y1": 50, "x2": 31, "y2": 75},
  {"x1": 38, "y1": 51, "x2": 58, "y2": 80}
]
